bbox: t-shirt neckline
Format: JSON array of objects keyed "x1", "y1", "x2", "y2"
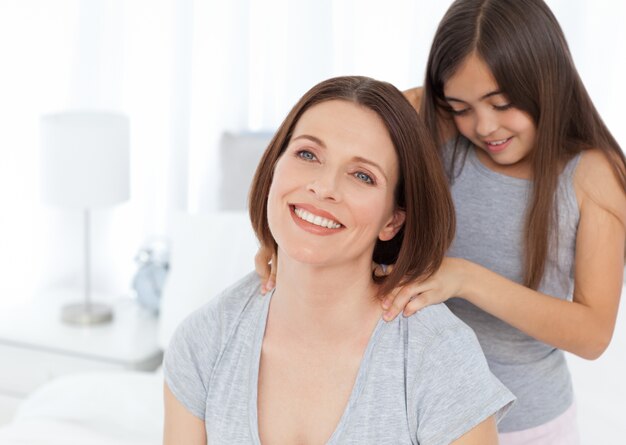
[{"x1": 247, "y1": 288, "x2": 387, "y2": 445}]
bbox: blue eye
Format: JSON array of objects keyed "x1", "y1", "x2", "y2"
[
  {"x1": 354, "y1": 171, "x2": 374, "y2": 184},
  {"x1": 297, "y1": 150, "x2": 317, "y2": 161}
]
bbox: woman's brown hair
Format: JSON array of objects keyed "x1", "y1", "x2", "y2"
[
  {"x1": 249, "y1": 76, "x2": 455, "y2": 296},
  {"x1": 421, "y1": 0, "x2": 626, "y2": 289}
]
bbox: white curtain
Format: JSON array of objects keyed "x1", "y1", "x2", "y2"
[{"x1": 0, "y1": 0, "x2": 624, "y2": 300}]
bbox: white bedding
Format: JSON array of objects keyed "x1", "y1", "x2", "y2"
[{"x1": 0, "y1": 370, "x2": 163, "y2": 445}]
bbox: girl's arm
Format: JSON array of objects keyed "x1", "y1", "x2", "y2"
[
  {"x1": 163, "y1": 383, "x2": 207, "y2": 445},
  {"x1": 450, "y1": 416, "x2": 498, "y2": 445},
  {"x1": 384, "y1": 149, "x2": 626, "y2": 360}
]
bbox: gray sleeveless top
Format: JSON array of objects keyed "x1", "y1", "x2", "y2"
[{"x1": 444, "y1": 137, "x2": 581, "y2": 432}]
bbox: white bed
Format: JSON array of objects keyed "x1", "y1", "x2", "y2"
[{"x1": 0, "y1": 210, "x2": 623, "y2": 444}]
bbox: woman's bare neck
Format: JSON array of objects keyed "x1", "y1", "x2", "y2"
[{"x1": 268, "y1": 255, "x2": 383, "y2": 341}]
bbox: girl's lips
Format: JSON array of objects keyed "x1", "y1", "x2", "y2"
[{"x1": 484, "y1": 136, "x2": 513, "y2": 153}]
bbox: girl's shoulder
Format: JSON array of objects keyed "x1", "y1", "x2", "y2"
[
  {"x1": 403, "y1": 86, "x2": 457, "y2": 141},
  {"x1": 403, "y1": 87, "x2": 422, "y2": 113},
  {"x1": 573, "y1": 148, "x2": 626, "y2": 223}
]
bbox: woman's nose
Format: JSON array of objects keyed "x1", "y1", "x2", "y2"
[{"x1": 306, "y1": 170, "x2": 340, "y2": 201}]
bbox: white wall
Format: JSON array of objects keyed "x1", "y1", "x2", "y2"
[{"x1": 0, "y1": 0, "x2": 623, "y2": 302}]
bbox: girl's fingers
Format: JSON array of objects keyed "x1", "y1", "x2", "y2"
[
  {"x1": 266, "y1": 252, "x2": 278, "y2": 291},
  {"x1": 373, "y1": 263, "x2": 394, "y2": 278},
  {"x1": 381, "y1": 289, "x2": 398, "y2": 311},
  {"x1": 403, "y1": 292, "x2": 432, "y2": 317},
  {"x1": 382, "y1": 279, "x2": 434, "y2": 321},
  {"x1": 254, "y1": 246, "x2": 274, "y2": 294},
  {"x1": 254, "y1": 249, "x2": 271, "y2": 281},
  {"x1": 373, "y1": 263, "x2": 385, "y2": 278},
  {"x1": 383, "y1": 285, "x2": 420, "y2": 321}
]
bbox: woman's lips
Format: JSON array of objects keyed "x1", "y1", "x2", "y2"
[{"x1": 289, "y1": 204, "x2": 344, "y2": 235}]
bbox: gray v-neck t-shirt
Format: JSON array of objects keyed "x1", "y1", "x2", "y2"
[{"x1": 164, "y1": 273, "x2": 514, "y2": 444}]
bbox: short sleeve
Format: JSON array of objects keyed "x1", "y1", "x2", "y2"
[
  {"x1": 411, "y1": 324, "x2": 515, "y2": 445},
  {"x1": 163, "y1": 300, "x2": 221, "y2": 420}
]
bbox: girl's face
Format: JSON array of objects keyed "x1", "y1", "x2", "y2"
[
  {"x1": 266, "y1": 99, "x2": 405, "y2": 269},
  {"x1": 443, "y1": 53, "x2": 537, "y2": 177}
]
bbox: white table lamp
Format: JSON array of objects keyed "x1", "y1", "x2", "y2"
[{"x1": 40, "y1": 111, "x2": 130, "y2": 325}]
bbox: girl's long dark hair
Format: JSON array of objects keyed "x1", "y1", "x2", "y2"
[{"x1": 422, "y1": 0, "x2": 626, "y2": 289}]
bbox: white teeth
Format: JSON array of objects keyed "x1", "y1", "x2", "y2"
[
  {"x1": 294, "y1": 207, "x2": 341, "y2": 229},
  {"x1": 487, "y1": 138, "x2": 510, "y2": 146}
]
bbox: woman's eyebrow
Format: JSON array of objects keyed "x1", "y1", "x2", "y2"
[
  {"x1": 445, "y1": 90, "x2": 504, "y2": 103},
  {"x1": 291, "y1": 134, "x2": 326, "y2": 147},
  {"x1": 352, "y1": 156, "x2": 388, "y2": 182}
]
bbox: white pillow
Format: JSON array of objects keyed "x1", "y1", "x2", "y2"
[
  {"x1": 12, "y1": 370, "x2": 163, "y2": 443},
  {"x1": 158, "y1": 211, "x2": 259, "y2": 349}
]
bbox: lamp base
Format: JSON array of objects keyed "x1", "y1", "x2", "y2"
[{"x1": 61, "y1": 302, "x2": 114, "y2": 325}]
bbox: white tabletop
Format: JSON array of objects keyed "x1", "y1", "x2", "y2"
[{"x1": 0, "y1": 290, "x2": 162, "y2": 365}]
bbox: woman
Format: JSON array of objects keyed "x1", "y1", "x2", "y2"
[{"x1": 163, "y1": 76, "x2": 514, "y2": 444}]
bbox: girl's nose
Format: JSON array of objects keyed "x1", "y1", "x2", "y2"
[{"x1": 475, "y1": 111, "x2": 498, "y2": 138}]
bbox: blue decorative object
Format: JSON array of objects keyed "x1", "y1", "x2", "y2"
[{"x1": 132, "y1": 241, "x2": 169, "y2": 315}]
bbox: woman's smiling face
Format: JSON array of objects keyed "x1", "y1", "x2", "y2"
[
  {"x1": 444, "y1": 53, "x2": 537, "y2": 177},
  {"x1": 266, "y1": 99, "x2": 405, "y2": 269}
]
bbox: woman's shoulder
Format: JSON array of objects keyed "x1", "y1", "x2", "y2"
[
  {"x1": 213, "y1": 271, "x2": 264, "y2": 311},
  {"x1": 404, "y1": 304, "x2": 515, "y2": 441},
  {"x1": 406, "y1": 302, "x2": 476, "y2": 344},
  {"x1": 404, "y1": 303, "x2": 490, "y2": 380},
  {"x1": 162, "y1": 273, "x2": 262, "y2": 420},
  {"x1": 170, "y1": 272, "x2": 263, "y2": 347}
]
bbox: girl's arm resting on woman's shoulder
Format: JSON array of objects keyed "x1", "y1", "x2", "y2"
[
  {"x1": 163, "y1": 382, "x2": 207, "y2": 445},
  {"x1": 385, "y1": 150, "x2": 625, "y2": 360},
  {"x1": 450, "y1": 416, "x2": 498, "y2": 445}
]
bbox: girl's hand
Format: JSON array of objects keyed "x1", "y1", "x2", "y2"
[
  {"x1": 255, "y1": 245, "x2": 277, "y2": 294},
  {"x1": 381, "y1": 257, "x2": 468, "y2": 321}
]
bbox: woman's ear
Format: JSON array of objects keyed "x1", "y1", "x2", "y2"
[{"x1": 378, "y1": 209, "x2": 406, "y2": 241}]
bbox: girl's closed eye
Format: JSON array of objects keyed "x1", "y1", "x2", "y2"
[
  {"x1": 450, "y1": 108, "x2": 470, "y2": 116},
  {"x1": 446, "y1": 102, "x2": 470, "y2": 116},
  {"x1": 493, "y1": 103, "x2": 513, "y2": 111}
]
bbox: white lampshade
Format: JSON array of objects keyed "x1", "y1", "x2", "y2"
[{"x1": 40, "y1": 111, "x2": 130, "y2": 208}]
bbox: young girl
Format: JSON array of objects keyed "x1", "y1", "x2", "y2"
[{"x1": 257, "y1": 0, "x2": 626, "y2": 443}]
